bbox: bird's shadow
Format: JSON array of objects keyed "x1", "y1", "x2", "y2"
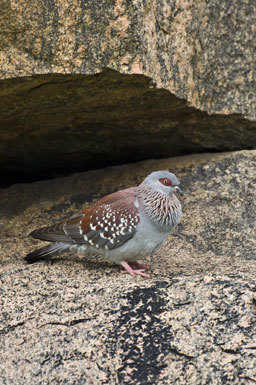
[{"x1": 44, "y1": 254, "x2": 119, "y2": 273}]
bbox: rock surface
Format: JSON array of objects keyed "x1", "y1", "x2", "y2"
[
  {"x1": 1, "y1": 0, "x2": 255, "y2": 118},
  {"x1": 0, "y1": 150, "x2": 256, "y2": 384},
  {"x1": 1, "y1": 0, "x2": 255, "y2": 184}
]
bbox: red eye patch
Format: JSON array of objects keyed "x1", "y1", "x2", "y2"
[{"x1": 159, "y1": 178, "x2": 172, "y2": 186}]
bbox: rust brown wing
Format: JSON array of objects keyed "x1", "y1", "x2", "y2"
[{"x1": 30, "y1": 188, "x2": 140, "y2": 250}]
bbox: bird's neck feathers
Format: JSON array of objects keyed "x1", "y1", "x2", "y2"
[{"x1": 136, "y1": 184, "x2": 182, "y2": 228}]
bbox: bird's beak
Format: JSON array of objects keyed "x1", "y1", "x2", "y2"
[{"x1": 174, "y1": 186, "x2": 184, "y2": 195}]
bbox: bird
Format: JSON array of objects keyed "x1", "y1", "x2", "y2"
[{"x1": 25, "y1": 170, "x2": 183, "y2": 278}]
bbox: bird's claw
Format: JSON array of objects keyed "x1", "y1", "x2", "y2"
[{"x1": 120, "y1": 261, "x2": 150, "y2": 278}]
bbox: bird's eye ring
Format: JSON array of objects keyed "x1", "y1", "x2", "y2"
[{"x1": 159, "y1": 178, "x2": 172, "y2": 186}]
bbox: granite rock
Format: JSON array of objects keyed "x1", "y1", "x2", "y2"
[
  {"x1": 0, "y1": 0, "x2": 255, "y2": 184},
  {"x1": 1, "y1": 0, "x2": 255, "y2": 118},
  {"x1": 0, "y1": 150, "x2": 256, "y2": 384}
]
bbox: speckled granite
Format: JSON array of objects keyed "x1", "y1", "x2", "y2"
[
  {"x1": 1, "y1": 0, "x2": 255, "y2": 119},
  {"x1": 0, "y1": 150, "x2": 256, "y2": 384},
  {"x1": 0, "y1": 0, "x2": 255, "y2": 184}
]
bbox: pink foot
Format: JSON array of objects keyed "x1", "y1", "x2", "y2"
[{"x1": 120, "y1": 261, "x2": 150, "y2": 278}]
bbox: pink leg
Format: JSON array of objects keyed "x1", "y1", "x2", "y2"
[
  {"x1": 120, "y1": 261, "x2": 150, "y2": 278},
  {"x1": 129, "y1": 261, "x2": 150, "y2": 270}
]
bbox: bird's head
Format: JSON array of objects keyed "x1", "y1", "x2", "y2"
[{"x1": 142, "y1": 170, "x2": 183, "y2": 196}]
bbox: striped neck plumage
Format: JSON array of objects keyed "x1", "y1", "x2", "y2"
[{"x1": 137, "y1": 184, "x2": 182, "y2": 228}]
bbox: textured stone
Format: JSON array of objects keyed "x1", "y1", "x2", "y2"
[
  {"x1": 0, "y1": 70, "x2": 256, "y2": 186},
  {"x1": 0, "y1": 150, "x2": 256, "y2": 384},
  {"x1": 0, "y1": 0, "x2": 255, "y2": 185},
  {"x1": 1, "y1": 0, "x2": 255, "y2": 118}
]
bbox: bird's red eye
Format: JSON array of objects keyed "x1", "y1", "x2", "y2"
[{"x1": 159, "y1": 178, "x2": 172, "y2": 186}]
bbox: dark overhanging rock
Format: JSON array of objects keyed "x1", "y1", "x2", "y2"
[
  {"x1": 1, "y1": 0, "x2": 255, "y2": 119},
  {"x1": 0, "y1": 69, "x2": 255, "y2": 186},
  {"x1": 1, "y1": 0, "x2": 256, "y2": 186}
]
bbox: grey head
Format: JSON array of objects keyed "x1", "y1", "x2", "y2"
[{"x1": 141, "y1": 170, "x2": 183, "y2": 196}]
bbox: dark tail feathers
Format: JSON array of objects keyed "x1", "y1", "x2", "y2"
[{"x1": 25, "y1": 242, "x2": 69, "y2": 264}]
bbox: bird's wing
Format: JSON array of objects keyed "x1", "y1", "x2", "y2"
[
  {"x1": 30, "y1": 214, "x2": 84, "y2": 243},
  {"x1": 30, "y1": 187, "x2": 140, "y2": 250}
]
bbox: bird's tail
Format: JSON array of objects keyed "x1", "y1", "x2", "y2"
[{"x1": 25, "y1": 242, "x2": 70, "y2": 264}]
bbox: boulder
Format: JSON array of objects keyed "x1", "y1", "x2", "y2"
[
  {"x1": 1, "y1": 150, "x2": 255, "y2": 384},
  {"x1": 0, "y1": 1, "x2": 255, "y2": 184}
]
